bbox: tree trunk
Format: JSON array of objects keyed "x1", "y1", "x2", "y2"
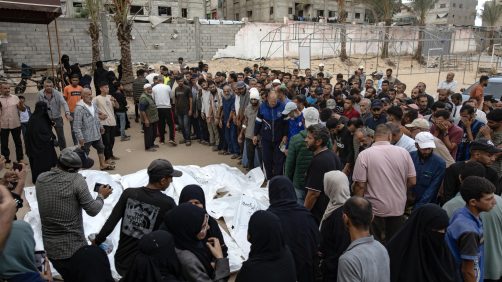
[
  {"x1": 413, "y1": 27, "x2": 426, "y2": 65},
  {"x1": 89, "y1": 21, "x2": 100, "y2": 74},
  {"x1": 116, "y1": 24, "x2": 134, "y2": 97},
  {"x1": 381, "y1": 24, "x2": 390, "y2": 59},
  {"x1": 340, "y1": 25, "x2": 348, "y2": 61},
  {"x1": 489, "y1": 29, "x2": 495, "y2": 53}
]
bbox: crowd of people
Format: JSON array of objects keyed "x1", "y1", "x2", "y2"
[{"x1": 0, "y1": 57, "x2": 501, "y2": 282}]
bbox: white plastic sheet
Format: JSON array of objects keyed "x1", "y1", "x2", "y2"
[{"x1": 23, "y1": 165, "x2": 268, "y2": 278}]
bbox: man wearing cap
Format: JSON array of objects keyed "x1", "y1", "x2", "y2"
[
  {"x1": 441, "y1": 139, "x2": 502, "y2": 204},
  {"x1": 283, "y1": 101, "x2": 304, "y2": 149},
  {"x1": 405, "y1": 118, "x2": 455, "y2": 167},
  {"x1": 314, "y1": 63, "x2": 332, "y2": 80},
  {"x1": 73, "y1": 88, "x2": 112, "y2": 170},
  {"x1": 253, "y1": 90, "x2": 287, "y2": 180},
  {"x1": 140, "y1": 84, "x2": 160, "y2": 152},
  {"x1": 364, "y1": 100, "x2": 387, "y2": 131},
  {"x1": 36, "y1": 147, "x2": 113, "y2": 279},
  {"x1": 240, "y1": 88, "x2": 261, "y2": 170},
  {"x1": 410, "y1": 132, "x2": 446, "y2": 210},
  {"x1": 94, "y1": 159, "x2": 181, "y2": 277},
  {"x1": 477, "y1": 108, "x2": 502, "y2": 176}
]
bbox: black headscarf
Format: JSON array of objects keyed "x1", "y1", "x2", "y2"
[
  {"x1": 67, "y1": 245, "x2": 114, "y2": 282},
  {"x1": 163, "y1": 203, "x2": 215, "y2": 278},
  {"x1": 267, "y1": 176, "x2": 319, "y2": 282},
  {"x1": 179, "y1": 184, "x2": 228, "y2": 257},
  {"x1": 25, "y1": 101, "x2": 58, "y2": 183},
  {"x1": 236, "y1": 210, "x2": 296, "y2": 282},
  {"x1": 123, "y1": 231, "x2": 182, "y2": 282},
  {"x1": 387, "y1": 204, "x2": 459, "y2": 282}
]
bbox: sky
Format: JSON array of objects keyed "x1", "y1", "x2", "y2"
[{"x1": 476, "y1": 0, "x2": 487, "y2": 26}]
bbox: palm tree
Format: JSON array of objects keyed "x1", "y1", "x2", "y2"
[
  {"x1": 110, "y1": 0, "x2": 134, "y2": 96},
  {"x1": 338, "y1": 0, "x2": 348, "y2": 61},
  {"x1": 356, "y1": 0, "x2": 399, "y2": 58},
  {"x1": 410, "y1": 0, "x2": 438, "y2": 64},
  {"x1": 482, "y1": 0, "x2": 502, "y2": 53},
  {"x1": 85, "y1": 0, "x2": 101, "y2": 73}
]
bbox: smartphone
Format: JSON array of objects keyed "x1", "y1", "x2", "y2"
[
  {"x1": 94, "y1": 183, "x2": 104, "y2": 192},
  {"x1": 34, "y1": 250, "x2": 46, "y2": 272},
  {"x1": 12, "y1": 162, "x2": 22, "y2": 171}
]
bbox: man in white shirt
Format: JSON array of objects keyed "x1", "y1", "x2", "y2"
[
  {"x1": 388, "y1": 122, "x2": 416, "y2": 152},
  {"x1": 437, "y1": 72, "x2": 457, "y2": 93},
  {"x1": 152, "y1": 75, "x2": 176, "y2": 145},
  {"x1": 145, "y1": 67, "x2": 159, "y2": 84}
]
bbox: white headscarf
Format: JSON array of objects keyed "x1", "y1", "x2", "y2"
[{"x1": 320, "y1": 171, "x2": 350, "y2": 227}]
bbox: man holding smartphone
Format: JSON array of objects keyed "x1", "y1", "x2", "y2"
[{"x1": 36, "y1": 147, "x2": 112, "y2": 280}]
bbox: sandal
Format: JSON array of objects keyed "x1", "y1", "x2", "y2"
[{"x1": 101, "y1": 165, "x2": 115, "y2": 171}]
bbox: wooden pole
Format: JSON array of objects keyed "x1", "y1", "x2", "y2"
[
  {"x1": 47, "y1": 24, "x2": 56, "y2": 81},
  {"x1": 54, "y1": 18, "x2": 64, "y2": 89}
]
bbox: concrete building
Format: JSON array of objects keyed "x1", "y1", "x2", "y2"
[
  {"x1": 426, "y1": 0, "x2": 477, "y2": 26},
  {"x1": 221, "y1": 0, "x2": 368, "y2": 23},
  {"x1": 61, "y1": 0, "x2": 207, "y2": 19}
]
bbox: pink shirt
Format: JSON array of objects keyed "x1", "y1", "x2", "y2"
[
  {"x1": 0, "y1": 95, "x2": 21, "y2": 129},
  {"x1": 352, "y1": 141, "x2": 416, "y2": 217}
]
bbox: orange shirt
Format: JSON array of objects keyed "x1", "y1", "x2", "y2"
[{"x1": 64, "y1": 85, "x2": 83, "y2": 112}]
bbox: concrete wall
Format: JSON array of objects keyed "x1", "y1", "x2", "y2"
[
  {"x1": 215, "y1": 22, "x2": 481, "y2": 60},
  {"x1": 0, "y1": 17, "x2": 241, "y2": 67}
]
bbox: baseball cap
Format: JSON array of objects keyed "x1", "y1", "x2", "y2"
[
  {"x1": 319, "y1": 63, "x2": 325, "y2": 67},
  {"x1": 358, "y1": 65, "x2": 364, "y2": 69},
  {"x1": 303, "y1": 107, "x2": 320, "y2": 127},
  {"x1": 249, "y1": 88, "x2": 260, "y2": 100},
  {"x1": 272, "y1": 79, "x2": 281, "y2": 85},
  {"x1": 326, "y1": 99, "x2": 336, "y2": 110},
  {"x1": 282, "y1": 102, "x2": 298, "y2": 115},
  {"x1": 405, "y1": 118, "x2": 430, "y2": 129},
  {"x1": 415, "y1": 132, "x2": 436, "y2": 149},
  {"x1": 143, "y1": 83, "x2": 152, "y2": 89},
  {"x1": 59, "y1": 147, "x2": 83, "y2": 169},
  {"x1": 470, "y1": 139, "x2": 502, "y2": 154},
  {"x1": 371, "y1": 99, "x2": 383, "y2": 109},
  {"x1": 147, "y1": 159, "x2": 182, "y2": 178},
  {"x1": 236, "y1": 81, "x2": 246, "y2": 89}
]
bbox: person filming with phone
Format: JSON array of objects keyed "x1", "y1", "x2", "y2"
[{"x1": 36, "y1": 147, "x2": 112, "y2": 280}]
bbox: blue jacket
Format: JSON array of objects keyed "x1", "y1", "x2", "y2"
[
  {"x1": 254, "y1": 101, "x2": 288, "y2": 142},
  {"x1": 410, "y1": 151, "x2": 445, "y2": 210}
]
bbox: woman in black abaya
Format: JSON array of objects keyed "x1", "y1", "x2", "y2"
[
  {"x1": 267, "y1": 176, "x2": 319, "y2": 282},
  {"x1": 163, "y1": 203, "x2": 230, "y2": 282},
  {"x1": 123, "y1": 230, "x2": 182, "y2": 282},
  {"x1": 179, "y1": 184, "x2": 228, "y2": 257},
  {"x1": 25, "y1": 101, "x2": 58, "y2": 183},
  {"x1": 387, "y1": 204, "x2": 459, "y2": 282},
  {"x1": 236, "y1": 210, "x2": 296, "y2": 282}
]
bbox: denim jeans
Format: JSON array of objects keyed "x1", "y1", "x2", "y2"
[
  {"x1": 116, "y1": 112, "x2": 127, "y2": 138},
  {"x1": 224, "y1": 123, "x2": 239, "y2": 154},
  {"x1": 176, "y1": 114, "x2": 190, "y2": 141}
]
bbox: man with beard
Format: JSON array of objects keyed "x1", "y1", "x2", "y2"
[
  {"x1": 457, "y1": 105, "x2": 485, "y2": 161},
  {"x1": 416, "y1": 82, "x2": 434, "y2": 109},
  {"x1": 377, "y1": 80, "x2": 390, "y2": 99},
  {"x1": 343, "y1": 97, "x2": 360, "y2": 119},
  {"x1": 470, "y1": 75, "x2": 489, "y2": 110},
  {"x1": 416, "y1": 94, "x2": 432, "y2": 116},
  {"x1": 202, "y1": 80, "x2": 222, "y2": 150},
  {"x1": 477, "y1": 109, "x2": 502, "y2": 176},
  {"x1": 364, "y1": 100, "x2": 387, "y2": 130},
  {"x1": 240, "y1": 88, "x2": 261, "y2": 170},
  {"x1": 441, "y1": 139, "x2": 502, "y2": 204},
  {"x1": 409, "y1": 132, "x2": 446, "y2": 210},
  {"x1": 304, "y1": 124, "x2": 342, "y2": 224},
  {"x1": 326, "y1": 118, "x2": 354, "y2": 176}
]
